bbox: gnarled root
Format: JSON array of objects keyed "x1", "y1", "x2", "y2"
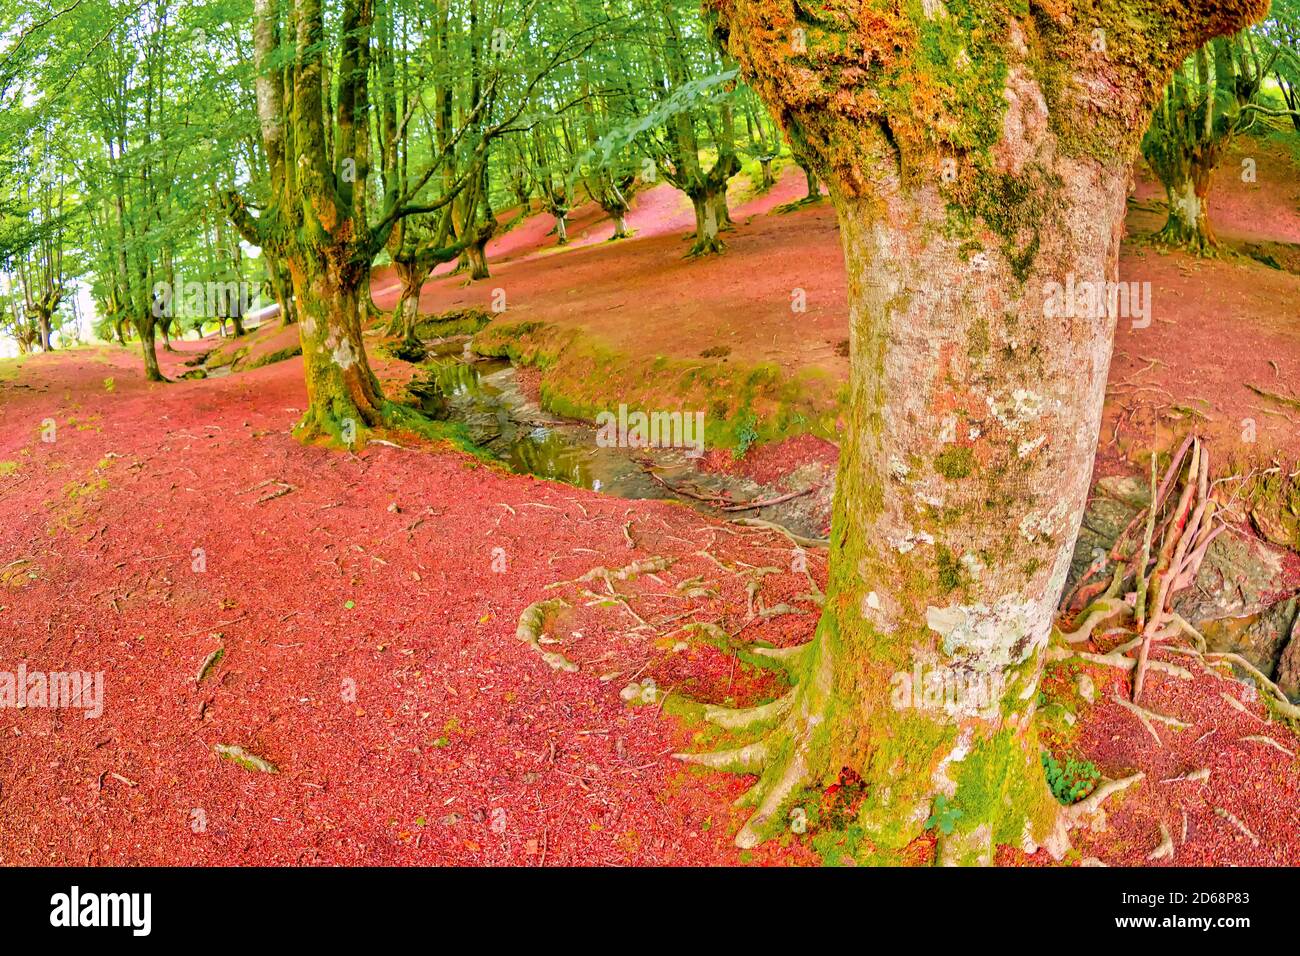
[{"x1": 674, "y1": 638, "x2": 832, "y2": 848}]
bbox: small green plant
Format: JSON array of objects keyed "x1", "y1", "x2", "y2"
[
  {"x1": 1041, "y1": 750, "x2": 1100, "y2": 804},
  {"x1": 924, "y1": 794, "x2": 963, "y2": 835},
  {"x1": 733, "y1": 409, "x2": 759, "y2": 457}
]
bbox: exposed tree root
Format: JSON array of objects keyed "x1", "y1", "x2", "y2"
[
  {"x1": 515, "y1": 598, "x2": 578, "y2": 672},
  {"x1": 1066, "y1": 772, "x2": 1145, "y2": 824},
  {"x1": 1061, "y1": 598, "x2": 1129, "y2": 644},
  {"x1": 1213, "y1": 805, "x2": 1259, "y2": 846},
  {"x1": 1205, "y1": 652, "x2": 1300, "y2": 721},
  {"x1": 1240, "y1": 734, "x2": 1296, "y2": 758},
  {"x1": 1147, "y1": 823, "x2": 1175, "y2": 861},
  {"x1": 703, "y1": 689, "x2": 795, "y2": 730}
]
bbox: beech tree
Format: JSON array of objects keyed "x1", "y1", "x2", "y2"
[
  {"x1": 223, "y1": 0, "x2": 598, "y2": 442},
  {"x1": 10, "y1": 131, "x2": 68, "y2": 353},
  {"x1": 684, "y1": 0, "x2": 1269, "y2": 862},
  {"x1": 1141, "y1": 6, "x2": 1300, "y2": 253}
]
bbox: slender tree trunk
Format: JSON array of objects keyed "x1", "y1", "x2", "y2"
[
  {"x1": 37, "y1": 311, "x2": 53, "y2": 352},
  {"x1": 554, "y1": 212, "x2": 569, "y2": 245},
  {"x1": 802, "y1": 163, "x2": 821, "y2": 201},
  {"x1": 269, "y1": 257, "x2": 296, "y2": 326},
  {"x1": 135, "y1": 315, "x2": 164, "y2": 382},
  {"x1": 466, "y1": 241, "x2": 491, "y2": 280}
]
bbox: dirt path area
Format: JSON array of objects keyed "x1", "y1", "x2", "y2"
[
  {"x1": 1, "y1": 340, "x2": 1297, "y2": 866},
  {"x1": 1, "y1": 148, "x2": 1297, "y2": 867}
]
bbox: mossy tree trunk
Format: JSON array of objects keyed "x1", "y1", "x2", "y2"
[
  {"x1": 1141, "y1": 35, "x2": 1280, "y2": 256},
  {"x1": 705, "y1": 0, "x2": 1267, "y2": 863},
  {"x1": 133, "y1": 313, "x2": 164, "y2": 382},
  {"x1": 291, "y1": 257, "x2": 385, "y2": 438},
  {"x1": 390, "y1": 259, "x2": 428, "y2": 345},
  {"x1": 688, "y1": 188, "x2": 724, "y2": 256},
  {"x1": 35, "y1": 308, "x2": 53, "y2": 352},
  {"x1": 1157, "y1": 166, "x2": 1217, "y2": 253},
  {"x1": 226, "y1": 0, "x2": 389, "y2": 442}
]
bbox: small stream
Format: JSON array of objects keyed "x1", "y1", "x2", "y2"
[{"x1": 407, "y1": 341, "x2": 829, "y2": 541}]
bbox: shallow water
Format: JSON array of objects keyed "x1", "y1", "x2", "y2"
[{"x1": 408, "y1": 345, "x2": 828, "y2": 540}]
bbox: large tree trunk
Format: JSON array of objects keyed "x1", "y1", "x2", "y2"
[
  {"x1": 812, "y1": 169, "x2": 1127, "y2": 862},
  {"x1": 701, "y1": 0, "x2": 1266, "y2": 865},
  {"x1": 290, "y1": 258, "x2": 385, "y2": 441}
]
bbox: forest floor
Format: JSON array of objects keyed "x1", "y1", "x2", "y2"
[{"x1": 0, "y1": 137, "x2": 1298, "y2": 866}]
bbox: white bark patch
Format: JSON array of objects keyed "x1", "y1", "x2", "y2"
[
  {"x1": 925, "y1": 595, "x2": 1053, "y2": 672},
  {"x1": 1017, "y1": 435, "x2": 1046, "y2": 458},
  {"x1": 860, "y1": 588, "x2": 900, "y2": 634},
  {"x1": 1018, "y1": 500, "x2": 1070, "y2": 543},
  {"x1": 920, "y1": 0, "x2": 948, "y2": 20},
  {"x1": 893, "y1": 530, "x2": 935, "y2": 554},
  {"x1": 987, "y1": 388, "x2": 1047, "y2": 430},
  {"x1": 931, "y1": 728, "x2": 973, "y2": 798}
]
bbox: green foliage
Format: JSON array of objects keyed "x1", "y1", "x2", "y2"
[
  {"x1": 924, "y1": 794, "x2": 963, "y2": 835},
  {"x1": 732, "y1": 408, "x2": 759, "y2": 458},
  {"x1": 1040, "y1": 750, "x2": 1100, "y2": 805}
]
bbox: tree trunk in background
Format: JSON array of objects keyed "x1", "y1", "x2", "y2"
[
  {"x1": 706, "y1": 0, "x2": 1267, "y2": 863},
  {"x1": 269, "y1": 256, "x2": 296, "y2": 326},
  {"x1": 466, "y1": 241, "x2": 491, "y2": 280},
  {"x1": 688, "y1": 190, "x2": 723, "y2": 257},
  {"x1": 1156, "y1": 163, "x2": 1217, "y2": 253},
  {"x1": 389, "y1": 259, "x2": 431, "y2": 348},
  {"x1": 37, "y1": 311, "x2": 52, "y2": 352},
  {"x1": 134, "y1": 315, "x2": 164, "y2": 382},
  {"x1": 801, "y1": 164, "x2": 820, "y2": 201}
]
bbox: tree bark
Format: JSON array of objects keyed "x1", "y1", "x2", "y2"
[
  {"x1": 688, "y1": 190, "x2": 724, "y2": 257},
  {"x1": 37, "y1": 310, "x2": 53, "y2": 352},
  {"x1": 135, "y1": 315, "x2": 164, "y2": 382},
  {"x1": 1155, "y1": 164, "x2": 1217, "y2": 254},
  {"x1": 703, "y1": 0, "x2": 1267, "y2": 863},
  {"x1": 290, "y1": 258, "x2": 385, "y2": 440}
]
